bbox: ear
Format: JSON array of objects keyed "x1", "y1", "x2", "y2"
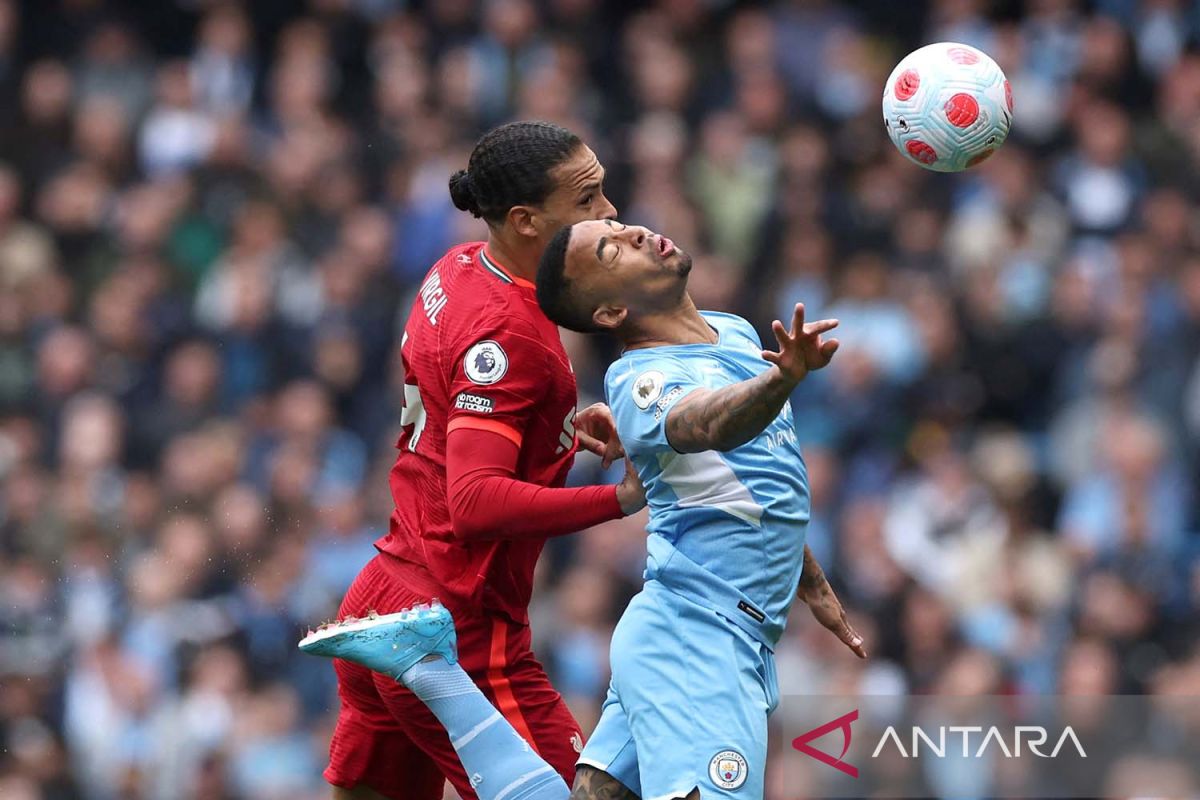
[
  {"x1": 593, "y1": 304, "x2": 627, "y2": 331},
  {"x1": 507, "y1": 205, "x2": 540, "y2": 239}
]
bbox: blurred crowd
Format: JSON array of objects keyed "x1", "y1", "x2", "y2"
[{"x1": 0, "y1": 0, "x2": 1198, "y2": 798}]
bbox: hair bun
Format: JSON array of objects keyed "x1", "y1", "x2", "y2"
[{"x1": 448, "y1": 169, "x2": 482, "y2": 217}]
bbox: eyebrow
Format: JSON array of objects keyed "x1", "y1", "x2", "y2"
[{"x1": 595, "y1": 235, "x2": 608, "y2": 263}]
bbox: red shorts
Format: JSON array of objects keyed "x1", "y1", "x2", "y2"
[{"x1": 324, "y1": 554, "x2": 584, "y2": 800}]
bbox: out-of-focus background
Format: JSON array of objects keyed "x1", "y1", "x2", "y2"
[{"x1": 0, "y1": 0, "x2": 1198, "y2": 798}]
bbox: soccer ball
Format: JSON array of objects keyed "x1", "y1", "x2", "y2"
[{"x1": 882, "y1": 42, "x2": 1013, "y2": 173}]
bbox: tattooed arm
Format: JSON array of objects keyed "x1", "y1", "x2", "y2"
[
  {"x1": 665, "y1": 368, "x2": 795, "y2": 453},
  {"x1": 570, "y1": 765, "x2": 641, "y2": 800},
  {"x1": 800, "y1": 544, "x2": 829, "y2": 594},
  {"x1": 665, "y1": 303, "x2": 840, "y2": 454},
  {"x1": 798, "y1": 545, "x2": 867, "y2": 659}
]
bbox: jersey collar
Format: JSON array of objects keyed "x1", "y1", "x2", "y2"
[{"x1": 478, "y1": 246, "x2": 536, "y2": 290}]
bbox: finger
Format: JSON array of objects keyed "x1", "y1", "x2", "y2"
[
  {"x1": 771, "y1": 319, "x2": 788, "y2": 347},
  {"x1": 602, "y1": 437, "x2": 623, "y2": 470},
  {"x1": 825, "y1": 618, "x2": 864, "y2": 662},
  {"x1": 761, "y1": 350, "x2": 782, "y2": 365},
  {"x1": 791, "y1": 303, "x2": 805, "y2": 336},
  {"x1": 595, "y1": 405, "x2": 617, "y2": 430},
  {"x1": 577, "y1": 431, "x2": 606, "y2": 457},
  {"x1": 820, "y1": 339, "x2": 840, "y2": 360},
  {"x1": 803, "y1": 318, "x2": 839, "y2": 337},
  {"x1": 834, "y1": 619, "x2": 867, "y2": 659}
]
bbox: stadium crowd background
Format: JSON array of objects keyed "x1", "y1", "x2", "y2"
[{"x1": 0, "y1": 0, "x2": 1198, "y2": 798}]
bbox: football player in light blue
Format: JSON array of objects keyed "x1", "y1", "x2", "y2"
[{"x1": 533, "y1": 218, "x2": 862, "y2": 800}]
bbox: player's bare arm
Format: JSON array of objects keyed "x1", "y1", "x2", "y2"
[
  {"x1": 798, "y1": 545, "x2": 867, "y2": 659},
  {"x1": 665, "y1": 303, "x2": 839, "y2": 453}
]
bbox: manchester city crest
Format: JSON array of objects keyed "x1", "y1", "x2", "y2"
[{"x1": 709, "y1": 750, "x2": 748, "y2": 790}]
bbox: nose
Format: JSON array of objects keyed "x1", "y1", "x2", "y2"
[
  {"x1": 598, "y1": 196, "x2": 618, "y2": 220},
  {"x1": 623, "y1": 226, "x2": 650, "y2": 248}
]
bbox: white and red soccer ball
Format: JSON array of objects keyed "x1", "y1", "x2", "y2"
[{"x1": 882, "y1": 42, "x2": 1013, "y2": 173}]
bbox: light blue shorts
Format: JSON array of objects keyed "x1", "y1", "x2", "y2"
[{"x1": 578, "y1": 581, "x2": 779, "y2": 800}]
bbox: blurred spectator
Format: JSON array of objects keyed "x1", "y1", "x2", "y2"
[{"x1": 139, "y1": 61, "x2": 218, "y2": 179}]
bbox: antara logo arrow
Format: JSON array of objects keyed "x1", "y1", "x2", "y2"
[{"x1": 792, "y1": 709, "x2": 859, "y2": 778}]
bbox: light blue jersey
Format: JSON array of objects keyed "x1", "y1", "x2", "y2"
[
  {"x1": 580, "y1": 311, "x2": 812, "y2": 800},
  {"x1": 607, "y1": 310, "x2": 811, "y2": 642}
]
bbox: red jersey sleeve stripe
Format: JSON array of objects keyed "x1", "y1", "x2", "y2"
[
  {"x1": 446, "y1": 416, "x2": 523, "y2": 448},
  {"x1": 486, "y1": 618, "x2": 540, "y2": 752}
]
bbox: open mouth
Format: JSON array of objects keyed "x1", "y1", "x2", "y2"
[{"x1": 657, "y1": 235, "x2": 675, "y2": 258}]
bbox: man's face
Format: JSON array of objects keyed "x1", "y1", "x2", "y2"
[
  {"x1": 564, "y1": 219, "x2": 693, "y2": 330},
  {"x1": 529, "y1": 145, "x2": 617, "y2": 236}
]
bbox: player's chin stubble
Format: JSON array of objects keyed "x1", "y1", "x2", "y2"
[{"x1": 675, "y1": 252, "x2": 693, "y2": 277}]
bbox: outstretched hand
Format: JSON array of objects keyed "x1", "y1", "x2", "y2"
[{"x1": 762, "y1": 303, "x2": 840, "y2": 385}]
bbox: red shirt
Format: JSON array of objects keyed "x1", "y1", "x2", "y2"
[{"x1": 377, "y1": 242, "x2": 581, "y2": 623}]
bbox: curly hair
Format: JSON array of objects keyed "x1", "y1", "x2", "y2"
[{"x1": 448, "y1": 121, "x2": 583, "y2": 225}]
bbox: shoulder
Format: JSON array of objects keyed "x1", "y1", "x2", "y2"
[
  {"x1": 605, "y1": 351, "x2": 688, "y2": 413},
  {"x1": 450, "y1": 299, "x2": 555, "y2": 386},
  {"x1": 604, "y1": 357, "x2": 637, "y2": 394},
  {"x1": 440, "y1": 241, "x2": 485, "y2": 268},
  {"x1": 423, "y1": 242, "x2": 485, "y2": 290},
  {"x1": 434, "y1": 254, "x2": 541, "y2": 341}
]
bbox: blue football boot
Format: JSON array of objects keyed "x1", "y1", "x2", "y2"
[{"x1": 298, "y1": 601, "x2": 458, "y2": 681}]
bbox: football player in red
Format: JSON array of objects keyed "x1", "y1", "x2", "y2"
[{"x1": 321, "y1": 122, "x2": 644, "y2": 800}]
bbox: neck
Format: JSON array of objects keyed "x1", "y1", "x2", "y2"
[
  {"x1": 620, "y1": 294, "x2": 715, "y2": 351},
  {"x1": 486, "y1": 229, "x2": 540, "y2": 283}
]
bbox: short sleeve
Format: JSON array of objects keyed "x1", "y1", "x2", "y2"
[
  {"x1": 605, "y1": 354, "x2": 704, "y2": 456},
  {"x1": 446, "y1": 317, "x2": 552, "y2": 447}
]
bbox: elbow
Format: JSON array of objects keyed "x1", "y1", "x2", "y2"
[
  {"x1": 447, "y1": 488, "x2": 489, "y2": 541},
  {"x1": 708, "y1": 435, "x2": 742, "y2": 453},
  {"x1": 665, "y1": 416, "x2": 743, "y2": 454},
  {"x1": 668, "y1": 433, "x2": 740, "y2": 454},
  {"x1": 449, "y1": 513, "x2": 488, "y2": 542},
  {"x1": 673, "y1": 440, "x2": 715, "y2": 455},
  {"x1": 665, "y1": 425, "x2": 710, "y2": 454},
  {"x1": 711, "y1": 426, "x2": 758, "y2": 452}
]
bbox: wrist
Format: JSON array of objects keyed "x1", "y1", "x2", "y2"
[
  {"x1": 800, "y1": 576, "x2": 828, "y2": 601},
  {"x1": 615, "y1": 481, "x2": 644, "y2": 516},
  {"x1": 769, "y1": 365, "x2": 802, "y2": 392}
]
